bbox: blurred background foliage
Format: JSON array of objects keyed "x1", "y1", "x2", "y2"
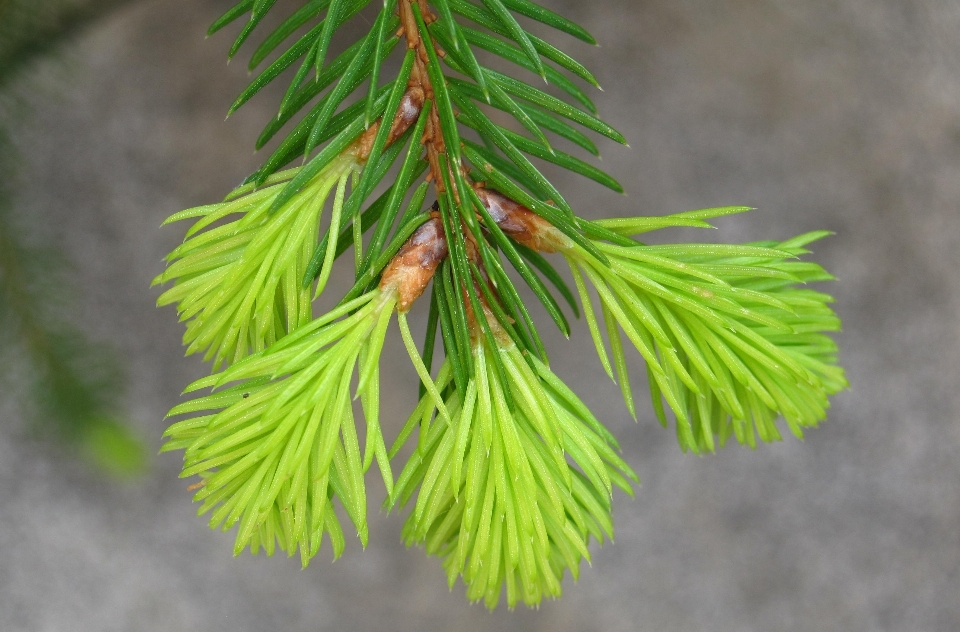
[{"x1": 0, "y1": 0, "x2": 145, "y2": 477}]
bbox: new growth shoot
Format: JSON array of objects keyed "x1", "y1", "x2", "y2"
[{"x1": 156, "y1": 0, "x2": 847, "y2": 608}]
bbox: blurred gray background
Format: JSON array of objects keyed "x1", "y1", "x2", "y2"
[{"x1": 2, "y1": 0, "x2": 959, "y2": 630}]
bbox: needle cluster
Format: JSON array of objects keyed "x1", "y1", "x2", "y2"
[{"x1": 155, "y1": 0, "x2": 847, "y2": 608}]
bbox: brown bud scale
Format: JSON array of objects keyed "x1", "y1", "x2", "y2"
[
  {"x1": 353, "y1": 88, "x2": 425, "y2": 162},
  {"x1": 379, "y1": 216, "x2": 448, "y2": 312},
  {"x1": 388, "y1": 87, "x2": 426, "y2": 146},
  {"x1": 474, "y1": 187, "x2": 572, "y2": 253}
]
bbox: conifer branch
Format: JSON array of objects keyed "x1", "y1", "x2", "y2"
[{"x1": 156, "y1": 0, "x2": 847, "y2": 607}]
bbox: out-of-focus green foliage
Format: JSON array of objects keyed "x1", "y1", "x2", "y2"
[{"x1": 0, "y1": 0, "x2": 146, "y2": 477}]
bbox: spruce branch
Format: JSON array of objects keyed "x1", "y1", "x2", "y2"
[{"x1": 156, "y1": 0, "x2": 847, "y2": 607}]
